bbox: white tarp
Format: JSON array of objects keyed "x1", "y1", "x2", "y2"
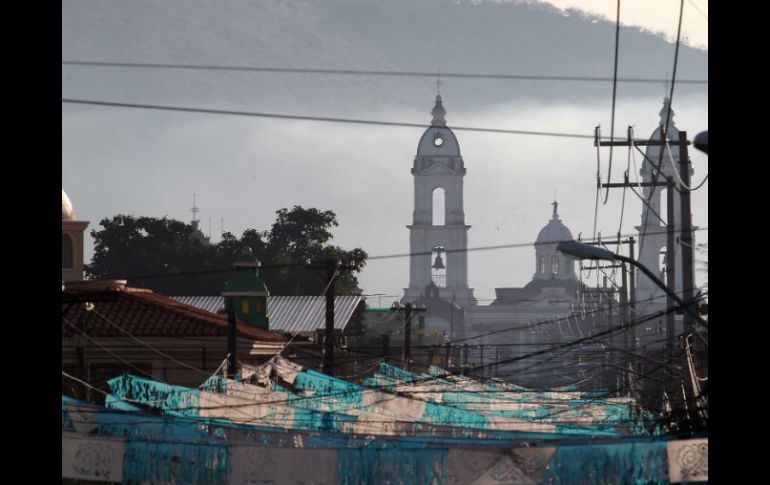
[
  {"x1": 666, "y1": 438, "x2": 708, "y2": 483},
  {"x1": 62, "y1": 432, "x2": 125, "y2": 482}
]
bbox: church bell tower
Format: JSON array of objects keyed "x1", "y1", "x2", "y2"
[
  {"x1": 404, "y1": 96, "x2": 475, "y2": 306},
  {"x1": 635, "y1": 97, "x2": 695, "y2": 311}
]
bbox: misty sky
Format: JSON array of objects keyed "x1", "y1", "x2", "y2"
[{"x1": 62, "y1": 0, "x2": 707, "y2": 304}]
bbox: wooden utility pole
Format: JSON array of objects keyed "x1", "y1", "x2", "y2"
[
  {"x1": 628, "y1": 236, "x2": 636, "y2": 342},
  {"x1": 596, "y1": 128, "x2": 688, "y2": 343},
  {"x1": 226, "y1": 298, "x2": 237, "y2": 377},
  {"x1": 677, "y1": 131, "x2": 696, "y2": 337},
  {"x1": 391, "y1": 302, "x2": 426, "y2": 365},
  {"x1": 324, "y1": 260, "x2": 336, "y2": 375},
  {"x1": 306, "y1": 259, "x2": 359, "y2": 376},
  {"x1": 595, "y1": 128, "x2": 696, "y2": 396},
  {"x1": 665, "y1": 176, "x2": 676, "y2": 364}
]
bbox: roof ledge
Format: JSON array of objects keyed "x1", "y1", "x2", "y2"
[{"x1": 63, "y1": 279, "x2": 133, "y2": 292}]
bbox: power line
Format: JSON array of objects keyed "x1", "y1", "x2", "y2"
[
  {"x1": 63, "y1": 295, "x2": 704, "y2": 416},
  {"x1": 88, "y1": 307, "x2": 220, "y2": 379},
  {"x1": 632, "y1": 144, "x2": 708, "y2": 193},
  {"x1": 61, "y1": 98, "x2": 598, "y2": 140},
  {"x1": 61, "y1": 60, "x2": 708, "y2": 85},
  {"x1": 109, "y1": 299, "x2": 701, "y2": 413},
  {"x1": 685, "y1": 0, "x2": 708, "y2": 20},
  {"x1": 447, "y1": 290, "x2": 690, "y2": 345},
  {"x1": 76, "y1": 227, "x2": 707, "y2": 282},
  {"x1": 62, "y1": 316, "x2": 166, "y2": 382}
]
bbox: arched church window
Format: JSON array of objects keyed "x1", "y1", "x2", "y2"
[
  {"x1": 62, "y1": 233, "x2": 73, "y2": 269},
  {"x1": 432, "y1": 187, "x2": 445, "y2": 225},
  {"x1": 539, "y1": 256, "x2": 545, "y2": 274},
  {"x1": 552, "y1": 256, "x2": 559, "y2": 274}
]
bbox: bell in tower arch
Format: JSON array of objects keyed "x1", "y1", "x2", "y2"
[{"x1": 432, "y1": 249, "x2": 446, "y2": 270}]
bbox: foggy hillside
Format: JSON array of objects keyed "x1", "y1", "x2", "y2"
[{"x1": 62, "y1": 0, "x2": 707, "y2": 115}]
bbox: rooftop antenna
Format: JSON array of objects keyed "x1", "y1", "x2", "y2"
[
  {"x1": 221, "y1": 217, "x2": 224, "y2": 236},
  {"x1": 190, "y1": 193, "x2": 200, "y2": 224},
  {"x1": 208, "y1": 216, "x2": 212, "y2": 240}
]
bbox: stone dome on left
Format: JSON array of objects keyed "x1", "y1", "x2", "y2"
[{"x1": 62, "y1": 189, "x2": 77, "y2": 221}]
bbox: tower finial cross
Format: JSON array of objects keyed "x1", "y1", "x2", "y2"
[{"x1": 436, "y1": 67, "x2": 442, "y2": 95}]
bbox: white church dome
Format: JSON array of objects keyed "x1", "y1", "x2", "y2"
[
  {"x1": 416, "y1": 95, "x2": 461, "y2": 156},
  {"x1": 536, "y1": 202, "x2": 573, "y2": 244},
  {"x1": 62, "y1": 189, "x2": 77, "y2": 221}
]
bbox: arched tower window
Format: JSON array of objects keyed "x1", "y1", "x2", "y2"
[
  {"x1": 539, "y1": 256, "x2": 545, "y2": 274},
  {"x1": 432, "y1": 187, "x2": 445, "y2": 226},
  {"x1": 551, "y1": 256, "x2": 559, "y2": 274},
  {"x1": 62, "y1": 233, "x2": 73, "y2": 269}
]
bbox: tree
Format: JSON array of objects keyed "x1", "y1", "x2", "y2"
[{"x1": 85, "y1": 207, "x2": 367, "y2": 296}]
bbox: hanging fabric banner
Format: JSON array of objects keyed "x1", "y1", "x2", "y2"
[
  {"x1": 229, "y1": 445, "x2": 339, "y2": 485},
  {"x1": 446, "y1": 447, "x2": 556, "y2": 485},
  {"x1": 62, "y1": 432, "x2": 125, "y2": 483},
  {"x1": 667, "y1": 438, "x2": 708, "y2": 482}
]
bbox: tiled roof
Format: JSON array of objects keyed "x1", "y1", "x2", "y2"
[
  {"x1": 172, "y1": 295, "x2": 364, "y2": 334},
  {"x1": 62, "y1": 287, "x2": 286, "y2": 342}
]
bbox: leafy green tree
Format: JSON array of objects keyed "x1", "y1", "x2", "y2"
[{"x1": 85, "y1": 207, "x2": 367, "y2": 296}]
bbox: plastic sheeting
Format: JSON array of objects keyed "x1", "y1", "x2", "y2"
[{"x1": 63, "y1": 395, "x2": 689, "y2": 485}]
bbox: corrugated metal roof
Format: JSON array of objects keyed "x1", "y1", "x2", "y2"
[{"x1": 172, "y1": 296, "x2": 363, "y2": 334}]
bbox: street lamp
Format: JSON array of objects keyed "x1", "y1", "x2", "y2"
[
  {"x1": 693, "y1": 131, "x2": 708, "y2": 155},
  {"x1": 556, "y1": 240, "x2": 707, "y2": 328}
]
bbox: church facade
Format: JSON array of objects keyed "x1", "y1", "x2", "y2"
[{"x1": 400, "y1": 96, "x2": 692, "y2": 375}]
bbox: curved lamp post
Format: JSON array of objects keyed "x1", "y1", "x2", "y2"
[{"x1": 557, "y1": 240, "x2": 707, "y2": 329}]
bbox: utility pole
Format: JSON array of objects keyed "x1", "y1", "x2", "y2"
[
  {"x1": 620, "y1": 261, "x2": 630, "y2": 389},
  {"x1": 629, "y1": 236, "x2": 636, "y2": 339},
  {"x1": 596, "y1": 128, "x2": 689, "y2": 336},
  {"x1": 391, "y1": 302, "x2": 426, "y2": 365},
  {"x1": 306, "y1": 258, "x2": 359, "y2": 376},
  {"x1": 665, "y1": 176, "x2": 676, "y2": 365},
  {"x1": 620, "y1": 259, "x2": 629, "y2": 343},
  {"x1": 678, "y1": 131, "x2": 696, "y2": 338},
  {"x1": 417, "y1": 314, "x2": 426, "y2": 346},
  {"x1": 324, "y1": 260, "x2": 336, "y2": 375},
  {"x1": 226, "y1": 298, "x2": 237, "y2": 377},
  {"x1": 596, "y1": 127, "x2": 693, "y2": 397}
]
